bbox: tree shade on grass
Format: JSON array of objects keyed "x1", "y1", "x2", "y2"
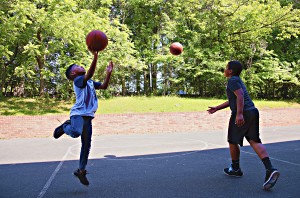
[{"x1": 0, "y1": 97, "x2": 299, "y2": 115}]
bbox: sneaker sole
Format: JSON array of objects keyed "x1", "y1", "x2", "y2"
[
  {"x1": 223, "y1": 170, "x2": 243, "y2": 177},
  {"x1": 263, "y1": 171, "x2": 280, "y2": 190}
]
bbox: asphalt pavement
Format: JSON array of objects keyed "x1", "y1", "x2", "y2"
[{"x1": 0, "y1": 125, "x2": 299, "y2": 198}]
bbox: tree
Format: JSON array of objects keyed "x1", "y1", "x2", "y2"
[
  {"x1": 1, "y1": 0, "x2": 136, "y2": 98},
  {"x1": 1, "y1": 0, "x2": 299, "y2": 99}
]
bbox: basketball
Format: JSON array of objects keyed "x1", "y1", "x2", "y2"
[
  {"x1": 170, "y1": 42, "x2": 183, "y2": 55},
  {"x1": 86, "y1": 30, "x2": 108, "y2": 52}
]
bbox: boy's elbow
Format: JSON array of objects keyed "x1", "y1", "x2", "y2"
[{"x1": 99, "y1": 84, "x2": 108, "y2": 89}]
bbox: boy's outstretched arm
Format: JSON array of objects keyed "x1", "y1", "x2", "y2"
[
  {"x1": 234, "y1": 88, "x2": 245, "y2": 127},
  {"x1": 98, "y1": 61, "x2": 114, "y2": 90},
  {"x1": 207, "y1": 101, "x2": 229, "y2": 114},
  {"x1": 84, "y1": 51, "x2": 98, "y2": 82}
]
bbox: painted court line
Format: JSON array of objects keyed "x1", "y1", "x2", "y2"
[
  {"x1": 37, "y1": 144, "x2": 79, "y2": 198},
  {"x1": 199, "y1": 140, "x2": 300, "y2": 167},
  {"x1": 36, "y1": 135, "x2": 299, "y2": 198},
  {"x1": 241, "y1": 150, "x2": 300, "y2": 166}
]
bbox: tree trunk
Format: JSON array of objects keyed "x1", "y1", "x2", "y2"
[
  {"x1": 143, "y1": 68, "x2": 149, "y2": 96},
  {"x1": 152, "y1": 64, "x2": 157, "y2": 96},
  {"x1": 36, "y1": 29, "x2": 45, "y2": 97},
  {"x1": 0, "y1": 65, "x2": 5, "y2": 97},
  {"x1": 136, "y1": 71, "x2": 141, "y2": 95},
  {"x1": 36, "y1": 55, "x2": 45, "y2": 96},
  {"x1": 121, "y1": 75, "x2": 126, "y2": 96},
  {"x1": 163, "y1": 63, "x2": 167, "y2": 96}
]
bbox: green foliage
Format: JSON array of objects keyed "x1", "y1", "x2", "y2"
[
  {"x1": 0, "y1": 0, "x2": 299, "y2": 99},
  {"x1": 1, "y1": 0, "x2": 136, "y2": 98}
]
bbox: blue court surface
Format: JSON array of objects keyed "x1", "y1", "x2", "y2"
[{"x1": 0, "y1": 125, "x2": 299, "y2": 198}]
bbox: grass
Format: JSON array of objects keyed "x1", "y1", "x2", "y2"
[
  {"x1": 0, "y1": 97, "x2": 73, "y2": 115},
  {"x1": 98, "y1": 97, "x2": 225, "y2": 114},
  {"x1": 0, "y1": 96, "x2": 299, "y2": 116}
]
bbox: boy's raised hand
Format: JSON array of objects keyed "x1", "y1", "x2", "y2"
[
  {"x1": 97, "y1": 61, "x2": 113, "y2": 90},
  {"x1": 106, "y1": 61, "x2": 114, "y2": 74}
]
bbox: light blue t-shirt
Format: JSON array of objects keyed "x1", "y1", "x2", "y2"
[{"x1": 70, "y1": 75, "x2": 102, "y2": 117}]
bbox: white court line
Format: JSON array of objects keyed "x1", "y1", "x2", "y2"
[
  {"x1": 37, "y1": 143, "x2": 80, "y2": 198},
  {"x1": 68, "y1": 136, "x2": 299, "y2": 165},
  {"x1": 241, "y1": 150, "x2": 300, "y2": 166},
  {"x1": 36, "y1": 136, "x2": 299, "y2": 198},
  {"x1": 194, "y1": 140, "x2": 300, "y2": 167},
  {"x1": 35, "y1": 137, "x2": 208, "y2": 197}
]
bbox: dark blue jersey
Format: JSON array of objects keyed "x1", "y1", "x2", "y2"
[{"x1": 226, "y1": 76, "x2": 255, "y2": 113}]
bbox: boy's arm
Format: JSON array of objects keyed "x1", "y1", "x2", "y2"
[
  {"x1": 97, "y1": 61, "x2": 114, "y2": 90},
  {"x1": 234, "y1": 88, "x2": 245, "y2": 127},
  {"x1": 84, "y1": 51, "x2": 98, "y2": 82},
  {"x1": 207, "y1": 101, "x2": 229, "y2": 114}
]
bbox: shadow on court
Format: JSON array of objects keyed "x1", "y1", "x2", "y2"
[{"x1": 0, "y1": 140, "x2": 299, "y2": 198}]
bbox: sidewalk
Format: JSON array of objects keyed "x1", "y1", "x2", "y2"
[{"x1": 0, "y1": 108, "x2": 300, "y2": 139}]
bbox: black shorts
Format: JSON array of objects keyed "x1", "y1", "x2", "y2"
[{"x1": 228, "y1": 108, "x2": 262, "y2": 146}]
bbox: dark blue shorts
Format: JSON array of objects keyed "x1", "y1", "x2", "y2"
[{"x1": 228, "y1": 108, "x2": 262, "y2": 146}]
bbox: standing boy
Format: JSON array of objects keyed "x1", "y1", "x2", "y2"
[
  {"x1": 53, "y1": 51, "x2": 113, "y2": 186},
  {"x1": 207, "y1": 60, "x2": 279, "y2": 190}
]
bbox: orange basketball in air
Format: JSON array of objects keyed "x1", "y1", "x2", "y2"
[
  {"x1": 86, "y1": 30, "x2": 108, "y2": 52},
  {"x1": 170, "y1": 42, "x2": 183, "y2": 55}
]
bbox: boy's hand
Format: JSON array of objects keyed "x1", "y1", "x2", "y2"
[
  {"x1": 97, "y1": 61, "x2": 113, "y2": 90},
  {"x1": 93, "y1": 51, "x2": 98, "y2": 56},
  {"x1": 207, "y1": 106, "x2": 218, "y2": 114},
  {"x1": 235, "y1": 113, "x2": 245, "y2": 127},
  {"x1": 106, "y1": 61, "x2": 113, "y2": 74}
]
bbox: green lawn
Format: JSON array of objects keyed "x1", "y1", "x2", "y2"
[
  {"x1": 0, "y1": 97, "x2": 73, "y2": 115},
  {"x1": 0, "y1": 96, "x2": 299, "y2": 115}
]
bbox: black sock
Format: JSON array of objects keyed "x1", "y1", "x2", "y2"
[
  {"x1": 262, "y1": 157, "x2": 273, "y2": 171},
  {"x1": 232, "y1": 160, "x2": 240, "y2": 171}
]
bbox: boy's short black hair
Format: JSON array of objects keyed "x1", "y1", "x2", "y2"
[
  {"x1": 65, "y1": 64, "x2": 76, "y2": 80},
  {"x1": 228, "y1": 61, "x2": 243, "y2": 76}
]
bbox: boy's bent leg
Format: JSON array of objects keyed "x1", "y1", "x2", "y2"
[
  {"x1": 249, "y1": 140, "x2": 280, "y2": 190},
  {"x1": 249, "y1": 140, "x2": 268, "y2": 159},
  {"x1": 63, "y1": 115, "x2": 84, "y2": 138}
]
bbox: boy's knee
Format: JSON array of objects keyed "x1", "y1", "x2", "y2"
[
  {"x1": 63, "y1": 122, "x2": 82, "y2": 138},
  {"x1": 69, "y1": 128, "x2": 82, "y2": 138},
  {"x1": 71, "y1": 133, "x2": 81, "y2": 138}
]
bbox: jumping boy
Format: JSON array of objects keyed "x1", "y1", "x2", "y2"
[
  {"x1": 207, "y1": 60, "x2": 280, "y2": 190},
  {"x1": 53, "y1": 51, "x2": 113, "y2": 186}
]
